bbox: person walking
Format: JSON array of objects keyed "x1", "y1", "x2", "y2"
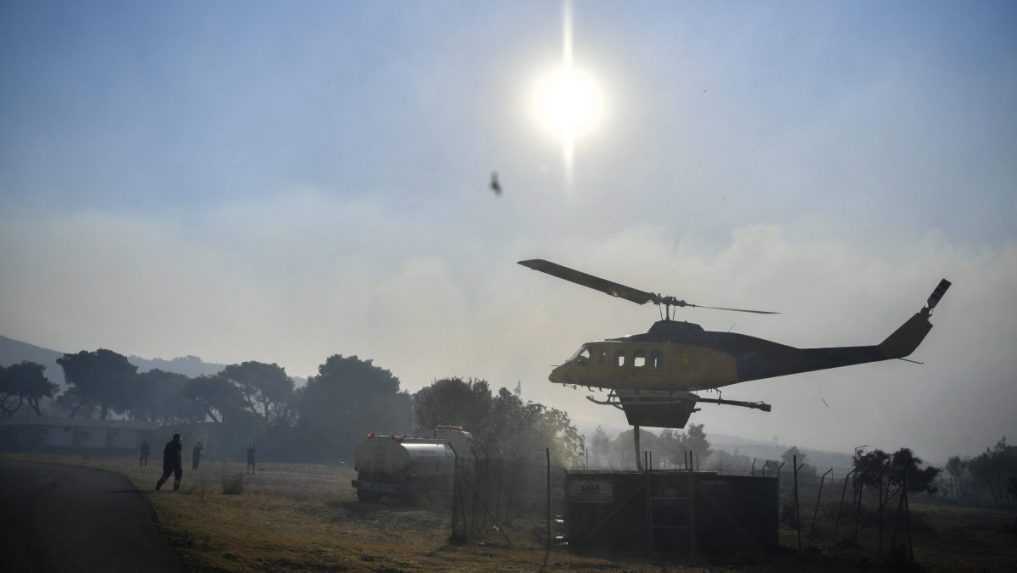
[
  {"x1": 139, "y1": 440, "x2": 150, "y2": 467},
  {"x1": 192, "y1": 441, "x2": 203, "y2": 471},
  {"x1": 246, "y1": 444, "x2": 256, "y2": 474},
  {"x1": 155, "y1": 434, "x2": 184, "y2": 491}
]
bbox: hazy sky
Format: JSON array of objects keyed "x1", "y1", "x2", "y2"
[{"x1": 2, "y1": 1, "x2": 1015, "y2": 462}]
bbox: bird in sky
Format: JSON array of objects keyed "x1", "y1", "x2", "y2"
[{"x1": 490, "y1": 172, "x2": 502, "y2": 196}]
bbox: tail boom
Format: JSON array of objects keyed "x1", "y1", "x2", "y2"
[{"x1": 735, "y1": 278, "x2": 950, "y2": 382}]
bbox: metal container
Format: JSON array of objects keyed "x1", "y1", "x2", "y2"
[
  {"x1": 352, "y1": 431, "x2": 469, "y2": 502},
  {"x1": 564, "y1": 470, "x2": 778, "y2": 558}
]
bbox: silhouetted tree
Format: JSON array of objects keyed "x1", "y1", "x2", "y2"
[
  {"x1": 782, "y1": 445, "x2": 818, "y2": 479},
  {"x1": 0, "y1": 361, "x2": 57, "y2": 416},
  {"x1": 57, "y1": 349, "x2": 138, "y2": 420},
  {"x1": 657, "y1": 424, "x2": 712, "y2": 469},
  {"x1": 853, "y1": 447, "x2": 891, "y2": 489},
  {"x1": 945, "y1": 456, "x2": 966, "y2": 498},
  {"x1": 413, "y1": 377, "x2": 492, "y2": 432},
  {"x1": 412, "y1": 380, "x2": 583, "y2": 466},
  {"x1": 612, "y1": 428, "x2": 661, "y2": 468},
  {"x1": 483, "y1": 387, "x2": 582, "y2": 465},
  {"x1": 888, "y1": 448, "x2": 940, "y2": 494},
  {"x1": 297, "y1": 355, "x2": 410, "y2": 459},
  {"x1": 184, "y1": 375, "x2": 245, "y2": 423},
  {"x1": 54, "y1": 386, "x2": 95, "y2": 419},
  {"x1": 685, "y1": 423, "x2": 711, "y2": 463},
  {"x1": 967, "y1": 437, "x2": 1017, "y2": 505},
  {"x1": 132, "y1": 369, "x2": 205, "y2": 423},
  {"x1": 218, "y1": 361, "x2": 294, "y2": 424},
  {"x1": 703, "y1": 449, "x2": 754, "y2": 474},
  {"x1": 590, "y1": 426, "x2": 611, "y2": 466}
]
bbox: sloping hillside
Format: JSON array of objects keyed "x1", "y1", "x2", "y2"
[
  {"x1": 0, "y1": 335, "x2": 225, "y2": 386},
  {"x1": 0, "y1": 335, "x2": 66, "y2": 384}
]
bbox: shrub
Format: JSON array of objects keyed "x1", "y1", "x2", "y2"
[{"x1": 221, "y1": 473, "x2": 244, "y2": 495}]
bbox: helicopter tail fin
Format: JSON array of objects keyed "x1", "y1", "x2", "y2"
[{"x1": 879, "y1": 278, "x2": 951, "y2": 358}]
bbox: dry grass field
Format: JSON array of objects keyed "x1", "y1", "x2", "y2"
[
  {"x1": 7, "y1": 454, "x2": 1017, "y2": 572},
  {"x1": 7, "y1": 454, "x2": 712, "y2": 572}
]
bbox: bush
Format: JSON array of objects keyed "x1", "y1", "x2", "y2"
[{"x1": 221, "y1": 473, "x2": 244, "y2": 495}]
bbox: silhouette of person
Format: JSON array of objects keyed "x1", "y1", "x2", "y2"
[
  {"x1": 192, "y1": 441, "x2": 203, "y2": 471},
  {"x1": 139, "y1": 440, "x2": 150, "y2": 467},
  {"x1": 155, "y1": 434, "x2": 183, "y2": 491},
  {"x1": 246, "y1": 444, "x2": 256, "y2": 474}
]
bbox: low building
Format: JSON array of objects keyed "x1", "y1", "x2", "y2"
[{"x1": 0, "y1": 416, "x2": 157, "y2": 454}]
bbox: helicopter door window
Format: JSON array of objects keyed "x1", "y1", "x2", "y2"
[
  {"x1": 597, "y1": 350, "x2": 608, "y2": 364},
  {"x1": 633, "y1": 351, "x2": 647, "y2": 368},
  {"x1": 650, "y1": 351, "x2": 662, "y2": 368},
  {"x1": 616, "y1": 352, "x2": 627, "y2": 367}
]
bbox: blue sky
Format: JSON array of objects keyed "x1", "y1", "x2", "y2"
[
  {"x1": 3, "y1": 1, "x2": 1014, "y2": 237},
  {"x1": 1, "y1": 1, "x2": 1016, "y2": 460}
]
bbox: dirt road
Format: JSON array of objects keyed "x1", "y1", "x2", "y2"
[{"x1": 0, "y1": 458, "x2": 183, "y2": 572}]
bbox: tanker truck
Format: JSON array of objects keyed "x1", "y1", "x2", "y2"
[{"x1": 351, "y1": 425, "x2": 474, "y2": 502}]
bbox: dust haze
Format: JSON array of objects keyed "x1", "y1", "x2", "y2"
[{"x1": 2, "y1": 197, "x2": 1014, "y2": 460}]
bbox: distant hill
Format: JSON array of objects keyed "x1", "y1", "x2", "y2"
[
  {"x1": 0, "y1": 335, "x2": 67, "y2": 385},
  {"x1": 580, "y1": 421, "x2": 855, "y2": 472},
  {"x1": 0, "y1": 334, "x2": 226, "y2": 387},
  {"x1": 127, "y1": 354, "x2": 226, "y2": 378},
  {"x1": 707, "y1": 433, "x2": 854, "y2": 471}
]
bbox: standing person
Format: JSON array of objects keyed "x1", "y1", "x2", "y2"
[
  {"x1": 155, "y1": 434, "x2": 184, "y2": 491},
  {"x1": 139, "y1": 440, "x2": 150, "y2": 467},
  {"x1": 192, "y1": 441, "x2": 203, "y2": 471},
  {"x1": 246, "y1": 444, "x2": 256, "y2": 474}
]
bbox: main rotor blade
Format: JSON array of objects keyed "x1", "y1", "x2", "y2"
[
  {"x1": 686, "y1": 303, "x2": 780, "y2": 315},
  {"x1": 518, "y1": 259, "x2": 658, "y2": 305}
]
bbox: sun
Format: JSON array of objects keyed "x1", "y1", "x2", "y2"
[
  {"x1": 531, "y1": 64, "x2": 605, "y2": 151},
  {"x1": 529, "y1": 1, "x2": 605, "y2": 187}
]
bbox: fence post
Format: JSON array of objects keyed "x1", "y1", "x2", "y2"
[
  {"x1": 834, "y1": 469, "x2": 855, "y2": 539},
  {"x1": 878, "y1": 465, "x2": 887, "y2": 556},
  {"x1": 903, "y1": 467, "x2": 913, "y2": 563},
  {"x1": 793, "y1": 455, "x2": 801, "y2": 552},
  {"x1": 810, "y1": 468, "x2": 833, "y2": 543},
  {"x1": 644, "y1": 453, "x2": 654, "y2": 555},
  {"x1": 689, "y1": 458, "x2": 697, "y2": 561},
  {"x1": 853, "y1": 476, "x2": 863, "y2": 542},
  {"x1": 449, "y1": 444, "x2": 462, "y2": 543},
  {"x1": 633, "y1": 426, "x2": 642, "y2": 471},
  {"x1": 545, "y1": 447, "x2": 551, "y2": 551}
]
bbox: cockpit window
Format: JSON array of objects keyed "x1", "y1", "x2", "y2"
[
  {"x1": 597, "y1": 350, "x2": 609, "y2": 364},
  {"x1": 569, "y1": 346, "x2": 591, "y2": 365}
]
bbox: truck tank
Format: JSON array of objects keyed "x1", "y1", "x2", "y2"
[{"x1": 352, "y1": 427, "x2": 472, "y2": 502}]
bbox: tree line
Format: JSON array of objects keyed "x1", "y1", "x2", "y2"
[
  {"x1": 586, "y1": 423, "x2": 712, "y2": 469},
  {"x1": 1, "y1": 349, "x2": 581, "y2": 465},
  {"x1": 0, "y1": 361, "x2": 58, "y2": 417},
  {"x1": 413, "y1": 377, "x2": 583, "y2": 466},
  {"x1": 943, "y1": 437, "x2": 1017, "y2": 507}
]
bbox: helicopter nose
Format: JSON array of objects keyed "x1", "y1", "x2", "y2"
[{"x1": 549, "y1": 365, "x2": 568, "y2": 384}]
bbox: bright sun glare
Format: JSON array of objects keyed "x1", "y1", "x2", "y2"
[
  {"x1": 530, "y1": 0, "x2": 604, "y2": 186},
  {"x1": 531, "y1": 65, "x2": 604, "y2": 151}
]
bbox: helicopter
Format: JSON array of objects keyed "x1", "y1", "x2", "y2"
[{"x1": 519, "y1": 258, "x2": 951, "y2": 431}]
